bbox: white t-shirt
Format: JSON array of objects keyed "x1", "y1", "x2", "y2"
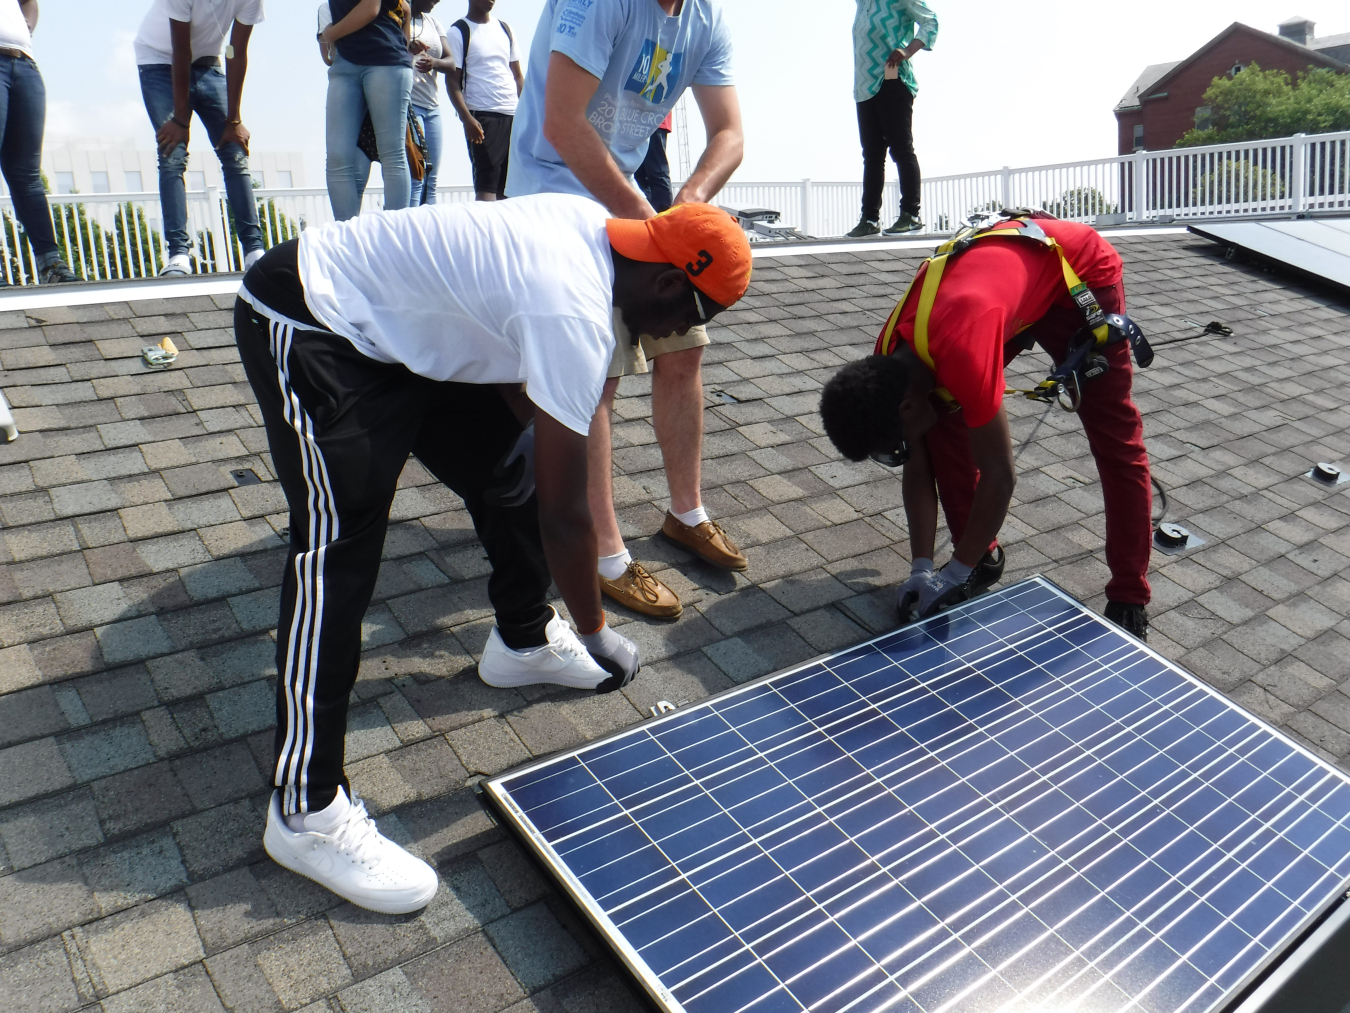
[
  {"x1": 271, "y1": 194, "x2": 615, "y2": 436},
  {"x1": 409, "y1": 12, "x2": 444, "y2": 109},
  {"x1": 134, "y1": 0, "x2": 266, "y2": 66},
  {"x1": 445, "y1": 17, "x2": 520, "y2": 116},
  {"x1": 0, "y1": 2, "x2": 33, "y2": 58}
]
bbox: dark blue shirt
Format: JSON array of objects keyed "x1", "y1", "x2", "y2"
[{"x1": 331, "y1": 0, "x2": 412, "y2": 67}]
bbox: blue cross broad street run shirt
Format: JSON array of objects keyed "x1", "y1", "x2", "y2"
[{"x1": 506, "y1": 0, "x2": 734, "y2": 199}]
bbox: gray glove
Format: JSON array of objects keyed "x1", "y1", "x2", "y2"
[
  {"x1": 897, "y1": 558, "x2": 935, "y2": 624},
  {"x1": 579, "y1": 621, "x2": 640, "y2": 691},
  {"x1": 484, "y1": 420, "x2": 534, "y2": 508},
  {"x1": 917, "y1": 559, "x2": 975, "y2": 619}
]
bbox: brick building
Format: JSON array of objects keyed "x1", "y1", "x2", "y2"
[{"x1": 1114, "y1": 17, "x2": 1350, "y2": 155}]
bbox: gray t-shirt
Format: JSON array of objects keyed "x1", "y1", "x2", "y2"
[{"x1": 409, "y1": 13, "x2": 444, "y2": 108}]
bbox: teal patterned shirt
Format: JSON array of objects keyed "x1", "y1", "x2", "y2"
[{"x1": 853, "y1": 0, "x2": 939, "y2": 102}]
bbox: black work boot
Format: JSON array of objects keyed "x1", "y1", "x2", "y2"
[
  {"x1": 972, "y1": 546, "x2": 1005, "y2": 596},
  {"x1": 1104, "y1": 601, "x2": 1148, "y2": 641}
]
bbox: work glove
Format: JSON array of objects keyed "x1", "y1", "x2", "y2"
[
  {"x1": 483, "y1": 420, "x2": 534, "y2": 508},
  {"x1": 897, "y1": 558, "x2": 935, "y2": 624},
  {"x1": 579, "y1": 620, "x2": 641, "y2": 691},
  {"x1": 917, "y1": 559, "x2": 975, "y2": 619}
]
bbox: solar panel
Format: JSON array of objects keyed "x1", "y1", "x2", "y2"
[
  {"x1": 483, "y1": 577, "x2": 1350, "y2": 1013},
  {"x1": 1189, "y1": 220, "x2": 1350, "y2": 295}
]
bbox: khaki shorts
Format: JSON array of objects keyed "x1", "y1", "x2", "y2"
[{"x1": 607, "y1": 309, "x2": 710, "y2": 378}]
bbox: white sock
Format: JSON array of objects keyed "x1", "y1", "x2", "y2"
[
  {"x1": 598, "y1": 549, "x2": 632, "y2": 581},
  {"x1": 285, "y1": 786, "x2": 350, "y2": 833},
  {"x1": 672, "y1": 505, "x2": 709, "y2": 527}
]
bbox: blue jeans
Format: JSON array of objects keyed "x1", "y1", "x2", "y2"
[
  {"x1": 326, "y1": 55, "x2": 412, "y2": 219},
  {"x1": 408, "y1": 103, "x2": 442, "y2": 206},
  {"x1": 139, "y1": 62, "x2": 263, "y2": 258},
  {"x1": 0, "y1": 54, "x2": 58, "y2": 262}
]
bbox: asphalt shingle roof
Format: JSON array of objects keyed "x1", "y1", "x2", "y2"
[{"x1": 0, "y1": 228, "x2": 1348, "y2": 1011}]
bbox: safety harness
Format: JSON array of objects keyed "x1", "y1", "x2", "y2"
[{"x1": 876, "y1": 214, "x2": 1154, "y2": 413}]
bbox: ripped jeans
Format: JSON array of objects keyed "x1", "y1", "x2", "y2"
[{"x1": 139, "y1": 61, "x2": 263, "y2": 259}]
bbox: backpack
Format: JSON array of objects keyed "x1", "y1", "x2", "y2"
[{"x1": 452, "y1": 18, "x2": 513, "y2": 92}]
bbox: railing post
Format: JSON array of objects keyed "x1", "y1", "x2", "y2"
[
  {"x1": 1290, "y1": 133, "x2": 1306, "y2": 213},
  {"x1": 1000, "y1": 166, "x2": 1011, "y2": 209},
  {"x1": 800, "y1": 178, "x2": 813, "y2": 236},
  {"x1": 1133, "y1": 149, "x2": 1148, "y2": 222},
  {"x1": 205, "y1": 185, "x2": 230, "y2": 272}
]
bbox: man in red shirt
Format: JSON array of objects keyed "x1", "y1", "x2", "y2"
[{"x1": 819, "y1": 217, "x2": 1153, "y2": 638}]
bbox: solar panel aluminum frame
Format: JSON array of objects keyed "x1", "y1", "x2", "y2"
[{"x1": 481, "y1": 577, "x2": 1350, "y2": 1013}]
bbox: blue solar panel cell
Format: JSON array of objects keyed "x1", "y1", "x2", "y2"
[{"x1": 486, "y1": 578, "x2": 1350, "y2": 1013}]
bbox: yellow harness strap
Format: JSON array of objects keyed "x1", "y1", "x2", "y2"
[{"x1": 875, "y1": 218, "x2": 1111, "y2": 409}]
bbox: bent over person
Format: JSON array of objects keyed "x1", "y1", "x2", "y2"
[
  {"x1": 820, "y1": 215, "x2": 1153, "y2": 639},
  {"x1": 235, "y1": 196, "x2": 750, "y2": 914}
]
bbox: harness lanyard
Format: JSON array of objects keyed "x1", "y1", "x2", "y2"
[{"x1": 876, "y1": 219, "x2": 1112, "y2": 406}]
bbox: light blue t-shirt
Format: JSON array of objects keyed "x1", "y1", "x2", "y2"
[{"x1": 506, "y1": 0, "x2": 734, "y2": 199}]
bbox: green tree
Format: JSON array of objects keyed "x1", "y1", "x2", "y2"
[
  {"x1": 1043, "y1": 187, "x2": 1117, "y2": 218},
  {"x1": 110, "y1": 202, "x2": 165, "y2": 278},
  {"x1": 1177, "y1": 63, "x2": 1350, "y2": 146}
]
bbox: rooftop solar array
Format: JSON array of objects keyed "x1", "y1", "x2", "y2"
[
  {"x1": 484, "y1": 578, "x2": 1350, "y2": 1013},
  {"x1": 1189, "y1": 219, "x2": 1350, "y2": 295}
]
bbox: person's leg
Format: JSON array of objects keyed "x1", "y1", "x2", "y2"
[
  {"x1": 0, "y1": 56, "x2": 65, "y2": 271},
  {"x1": 192, "y1": 64, "x2": 263, "y2": 256},
  {"x1": 325, "y1": 56, "x2": 366, "y2": 221},
  {"x1": 472, "y1": 112, "x2": 510, "y2": 202},
  {"x1": 651, "y1": 344, "x2": 704, "y2": 515},
  {"x1": 856, "y1": 95, "x2": 886, "y2": 223},
  {"x1": 139, "y1": 64, "x2": 191, "y2": 257},
  {"x1": 408, "y1": 104, "x2": 428, "y2": 206},
  {"x1": 354, "y1": 149, "x2": 372, "y2": 207},
  {"x1": 412, "y1": 385, "x2": 554, "y2": 648},
  {"x1": 234, "y1": 295, "x2": 427, "y2": 815},
  {"x1": 495, "y1": 114, "x2": 510, "y2": 201},
  {"x1": 878, "y1": 80, "x2": 921, "y2": 217},
  {"x1": 635, "y1": 131, "x2": 672, "y2": 213},
  {"x1": 419, "y1": 103, "x2": 441, "y2": 204},
  {"x1": 588, "y1": 375, "x2": 626, "y2": 558},
  {"x1": 364, "y1": 64, "x2": 413, "y2": 211},
  {"x1": 1033, "y1": 288, "x2": 1152, "y2": 606}
]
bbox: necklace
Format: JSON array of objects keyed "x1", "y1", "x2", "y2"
[{"x1": 203, "y1": 0, "x2": 236, "y2": 60}]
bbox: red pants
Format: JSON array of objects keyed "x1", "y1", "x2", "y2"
[{"x1": 922, "y1": 284, "x2": 1152, "y2": 605}]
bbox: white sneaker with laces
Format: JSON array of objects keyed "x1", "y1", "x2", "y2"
[
  {"x1": 478, "y1": 608, "x2": 610, "y2": 690},
  {"x1": 242, "y1": 248, "x2": 265, "y2": 271},
  {"x1": 263, "y1": 787, "x2": 438, "y2": 914},
  {"x1": 158, "y1": 253, "x2": 190, "y2": 277}
]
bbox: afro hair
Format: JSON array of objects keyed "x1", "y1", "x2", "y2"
[{"x1": 818, "y1": 354, "x2": 913, "y2": 462}]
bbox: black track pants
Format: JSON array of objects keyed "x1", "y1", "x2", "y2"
[
  {"x1": 234, "y1": 300, "x2": 552, "y2": 815},
  {"x1": 857, "y1": 78, "x2": 921, "y2": 220}
]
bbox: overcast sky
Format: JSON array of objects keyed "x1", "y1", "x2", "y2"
[{"x1": 38, "y1": 0, "x2": 1350, "y2": 190}]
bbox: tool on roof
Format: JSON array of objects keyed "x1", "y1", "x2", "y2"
[
  {"x1": 141, "y1": 335, "x2": 179, "y2": 370},
  {"x1": 876, "y1": 210, "x2": 1155, "y2": 415}
]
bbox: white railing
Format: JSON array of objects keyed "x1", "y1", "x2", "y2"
[
  {"x1": 712, "y1": 128, "x2": 1350, "y2": 238},
  {"x1": 0, "y1": 184, "x2": 477, "y2": 286},
  {"x1": 1, "y1": 129, "x2": 1346, "y2": 284}
]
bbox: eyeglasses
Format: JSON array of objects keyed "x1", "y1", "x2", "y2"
[
  {"x1": 869, "y1": 440, "x2": 910, "y2": 468},
  {"x1": 691, "y1": 286, "x2": 709, "y2": 323}
]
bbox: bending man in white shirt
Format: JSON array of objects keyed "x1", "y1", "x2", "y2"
[{"x1": 235, "y1": 195, "x2": 751, "y2": 916}]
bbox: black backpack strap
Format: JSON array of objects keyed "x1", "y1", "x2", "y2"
[
  {"x1": 452, "y1": 18, "x2": 470, "y2": 90},
  {"x1": 501, "y1": 20, "x2": 512, "y2": 50}
]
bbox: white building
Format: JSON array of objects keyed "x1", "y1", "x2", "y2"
[{"x1": 38, "y1": 138, "x2": 307, "y2": 195}]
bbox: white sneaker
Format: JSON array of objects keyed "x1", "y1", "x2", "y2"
[
  {"x1": 262, "y1": 787, "x2": 438, "y2": 914},
  {"x1": 479, "y1": 608, "x2": 611, "y2": 690},
  {"x1": 242, "y1": 248, "x2": 265, "y2": 271},
  {"x1": 158, "y1": 254, "x2": 190, "y2": 277}
]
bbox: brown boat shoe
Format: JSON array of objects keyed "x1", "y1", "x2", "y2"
[
  {"x1": 600, "y1": 561, "x2": 683, "y2": 619},
  {"x1": 661, "y1": 512, "x2": 748, "y2": 571}
]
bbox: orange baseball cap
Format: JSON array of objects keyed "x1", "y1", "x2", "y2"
[{"x1": 606, "y1": 203, "x2": 752, "y2": 308}]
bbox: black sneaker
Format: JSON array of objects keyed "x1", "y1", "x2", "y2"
[
  {"x1": 883, "y1": 213, "x2": 924, "y2": 235},
  {"x1": 972, "y1": 546, "x2": 1005, "y2": 596},
  {"x1": 1104, "y1": 601, "x2": 1148, "y2": 641},
  {"x1": 846, "y1": 219, "x2": 880, "y2": 238},
  {"x1": 39, "y1": 260, "x2": 78, "y2": 284}
]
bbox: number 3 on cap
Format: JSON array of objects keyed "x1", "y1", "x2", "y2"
[{"x1": 685, "y1": 250, "x2": 713, "y2": 276}]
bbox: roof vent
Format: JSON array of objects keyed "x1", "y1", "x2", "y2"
[{"x1": 1278, "y1": 16, "x2": 1315, "y2": 45}]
